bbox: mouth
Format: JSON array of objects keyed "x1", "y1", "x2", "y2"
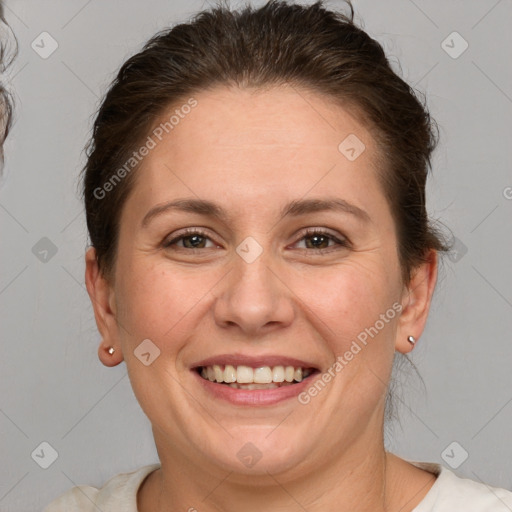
[
  {"x1": 195, "y1": 364, "x2": 318, "y2": 390},
  {"x1": 190, "y1": 354, "x2": 321, "y2": 405}
]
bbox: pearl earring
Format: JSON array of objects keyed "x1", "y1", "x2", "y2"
[
  {"x1": 108, "y1": 347, "x2": 115, "y2": 355},
  {"x1": 407, "y1": 335, "x2": 416, "y2": 345}
]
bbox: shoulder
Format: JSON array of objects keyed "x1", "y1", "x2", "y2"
[
  {"x1": 43, "y1": 463, "x2": 161, "y2": 512},
  {"x1": 410, "y1": 460, "x2": 512, "y2": 511}
]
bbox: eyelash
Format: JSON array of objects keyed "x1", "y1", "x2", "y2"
[{"x1": 163, "y1": 227, "x2": 350, "y2": 254}]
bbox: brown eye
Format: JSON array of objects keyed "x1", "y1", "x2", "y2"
[
  {"x1": 162, "y1": 227, "x2": 349, "y2": 254},
  {"x1": 295, "y1": 228, "x2": 349, "y2": 253},
  {"x1": 163, "y1": 229, "x2": 215, "y2": 250}
]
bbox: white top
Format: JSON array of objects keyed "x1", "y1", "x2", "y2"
[{"x1": 43, "y1": 460, "x2": 512, "y2": 511}]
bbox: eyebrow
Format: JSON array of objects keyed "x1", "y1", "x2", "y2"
[{"x1": 141, "y1": 196, "x2": 371, "y2": 228}]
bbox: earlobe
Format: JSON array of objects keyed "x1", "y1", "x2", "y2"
[
  {"x1": 85, "y1": 247, "x2": 123, "y2": 366},
  {"x1": 395, "y1": 250, "x2": 438, "y2": 354},
  {"x1": 97, "y1": 343, "x2": 123, "y2": 367}
]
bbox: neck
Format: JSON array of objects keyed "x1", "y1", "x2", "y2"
[{"x1": 139, "y1": 429, "x2": 413, "y2": 512}]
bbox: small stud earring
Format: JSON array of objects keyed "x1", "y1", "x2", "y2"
[
  {"x1": 407, "y1": 335, "x2": 416, "y2": 345},
  {"x1": 108, "y1": 347, "x2": 115, "y2": 355}
]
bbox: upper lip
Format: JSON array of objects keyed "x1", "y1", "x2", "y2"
[{"x1": 192, "y1": 353, "x2": 319, "y2": 370}]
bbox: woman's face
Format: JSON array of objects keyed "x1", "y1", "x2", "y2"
[{"x1": 88, "y1": 85, "x2": 435, "y2": 478}]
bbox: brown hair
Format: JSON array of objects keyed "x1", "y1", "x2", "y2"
[
  {"x1": 82, "y1": 0, "x2": 449, "y2": 283},
  {"x1": 0, "y1": 1, "x2": 17, "y2": 175}
]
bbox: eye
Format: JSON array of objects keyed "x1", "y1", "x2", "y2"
[
  {"x1": 293, "y1": 228, "x2": 349, "y2": 254},
  {"x1": 162, "y1": 227, "x2": 349, "y2": 253},
  {"x1": 163, "y1": 228, "x2": 216, "y2": 250}
]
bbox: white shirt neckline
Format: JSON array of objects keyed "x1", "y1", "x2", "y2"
[{"x1": 44, "y1": 459, "x2": 512, "y2": 511}]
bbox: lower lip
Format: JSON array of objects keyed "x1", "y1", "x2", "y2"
[{"x1": 192, "y1": 370, "x2": 317, "y2": 406}]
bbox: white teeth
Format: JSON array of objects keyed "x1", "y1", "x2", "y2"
[
  {"x1": 199, "y1": 364, "x2": 313, "y2": 385},
  {"x1": 253, "y1": 367, "x2": 273, "y2": 384},
  {"x1": 213, "y1": 365, "x2": 224, "y2": 382},
  {"x1": 236, "y1": 365, "x2": 254, "y2": 384},
  {"x1": 233, "y1": 383, "x2": 279, "y2": 390},
  {"x1": 223, "y1": 364, "x2": 236, "y2": 383},
  {"x1": 229, "y1": 382, "x2": 293, "y2": 390},
  {"x1": 272, "y1": 366, "x2": 285, "y2": 382},
  {"x1": 285, "y1": 366, "x2": 295, "y2": 382}
]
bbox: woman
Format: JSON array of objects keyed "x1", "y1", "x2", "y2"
[{"x1": 44, "y1": 1, "x2": 512, "y2": 510}]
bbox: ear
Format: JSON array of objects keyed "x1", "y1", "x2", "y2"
[
  {"x1": 395, "y1": 249, "x2": 438, "y2": 354},
  {"x1": 85, "y1": 247, "x2": 124, "y2": 367}
]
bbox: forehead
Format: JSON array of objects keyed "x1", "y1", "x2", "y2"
[
  {"x1": 168, "y1": 84, "x2": 372, "y2": 152},
  {"x1": 125, "y1": 84, "x2": 386, "y2": 221}
]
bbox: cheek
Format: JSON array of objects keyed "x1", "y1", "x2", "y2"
[
  {"x1": 302, "y1": 259, "x2": 399, "y2": 339},
  {"x1": 114, "y1": 260, "x2": 201, "y2": 348},
  {"x1": 303, "y1": 263, "x2": 400, "y2": 399}
]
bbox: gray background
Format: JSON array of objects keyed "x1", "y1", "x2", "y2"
[{"x1": 0, "y1": 0, "x2": 511, "y2": 510}]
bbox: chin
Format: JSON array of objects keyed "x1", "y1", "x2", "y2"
[{"x1": 196, "y1": 425, "x2": 315, "y2": 478}]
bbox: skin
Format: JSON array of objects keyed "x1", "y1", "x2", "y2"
[{"x1": 85, "y1": 84, "x2": 438, "y2": 511}]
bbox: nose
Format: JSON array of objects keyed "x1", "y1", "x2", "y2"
[{"x1": 213, "y1": 248, "x2": 295, "y2": 337}]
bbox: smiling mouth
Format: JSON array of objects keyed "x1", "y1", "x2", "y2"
[{"x1": 196, "y1": 364, "x2": 317, "y2": 390}]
